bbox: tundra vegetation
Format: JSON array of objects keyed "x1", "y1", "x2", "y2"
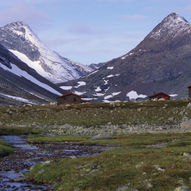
[{"x1": 1, "y1": 100, "x2": 191, "y2": 190}]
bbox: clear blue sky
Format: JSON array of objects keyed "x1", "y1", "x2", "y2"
[{"x1": 0, "y1": 0, "x2": 191, "y2": 65}]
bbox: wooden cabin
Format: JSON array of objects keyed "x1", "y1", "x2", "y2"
[
  {"x1": 187, "y1": 85, "x2": 191, "y2": 98},
  {"x1": 57, "y1": 92, "x2": 83, "y2": 105},
  {"x1": 149, "y1": 92, "x2": 170, "y2": 100}
]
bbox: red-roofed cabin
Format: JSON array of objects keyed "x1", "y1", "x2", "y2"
[
  {"x1": 57, "y1": 92, "x2": 83, "y2": 105},
  {"x1": 149, "y1": 92, "x2": 170, "y2": 100},
  {"x1": 187, "y1": 85, "x2": 191, "y2": 98}
]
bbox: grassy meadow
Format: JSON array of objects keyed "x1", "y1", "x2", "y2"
[
  {"x1": 0, "y1": 100, "x2": 190, "y2": 127},
  {"x1": 0, "y1": 139, "x2": 14, "y2": 157},
  {"x1": 0, "y1": 126, "x2": 41, "y2": 156},
  {"x1": 1, "y1": 100, "x2": 191, "y2": 190},
  {"x1": 27, "y1": 133, "x2": 191, "y2": 191}
]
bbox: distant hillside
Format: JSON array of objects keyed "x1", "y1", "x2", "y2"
[
  {"x1": 0, "y1": 43, "x2": 65, "y2": 105},
  {"x1": 0, "y1": 21, "x2": 92, "y2": 84},
  {"x1": 61, "y1": 13, "x2": 191, "y2": 101}
]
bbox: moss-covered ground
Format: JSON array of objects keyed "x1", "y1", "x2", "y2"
[
  {"x1": 0, "y1": 139, "x2": 14, "y2": 156},
  {"x1": 27, "y1": 133, "x2": 191, "y2": 191},
  {"x1": 1, "y1": 100, "x2": 191, "y2": 190},
  {"x1": 0, "y1": 100, "x2": 190, "y2": 127},
  {"x1": 0, "y1": 126, "x2": 41, "y2": 156},
  {"x1": 0, "y1": 126, "x2": 41, "y2": 135}
]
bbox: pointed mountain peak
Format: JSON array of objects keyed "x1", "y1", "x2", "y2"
[
  {"x1": 163, "y1": 12, "x2": 189, "y2": 24},
  {"x1": 4, "y1": 21, "x2": 29, "y2": 28},
  {"x1": 149, "y1": 13, "x2": 191, "y2": 40}
]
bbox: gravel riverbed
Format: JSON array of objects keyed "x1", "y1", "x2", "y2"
[{"x1": 0, "y1": 135, "x2": 110, "y2": 191}]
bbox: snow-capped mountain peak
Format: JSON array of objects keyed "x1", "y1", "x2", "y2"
[
  {"x1": 150, "y1": 12, "x2": 191, "y2": 40},
  {"x1": 0, "y1": 21, "x2": 92, "y2": 83}
]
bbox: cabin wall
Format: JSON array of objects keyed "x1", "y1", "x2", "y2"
[
  {"x1": 57, "y1": 95, "x2": 82, "y2": 105},
  {"x1": 150, "y1": 94, "x2": 170, "y2": 100},
  {"x1": 189, "y1": 88, "x2": 191, "y2": 98}
]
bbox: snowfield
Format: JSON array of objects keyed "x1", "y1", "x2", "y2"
[
  {"x1": 0, "y1": 93, "x2": 35, "y2": 104},
  {"x1": 95, "y1": 86, "x2": 102, "y2": 92},
  {"x1": 60, "y1": 86, "x2": 73, "y2": 90},
  {"x1": 6, "y1": 22, "x2": 92, "y2": 83},
  {"x1": 0, "y1": 62, "x2": 62, "y2": 95},
  {"x1": 126, "y1": 90, "x2": 147, "y2": 100},
  {"x1": 74, "y1": 91, "x2": 86, "y2": 95},
  {"x1": 75, "y1": 81, "x2": 86, "y2": 88}
]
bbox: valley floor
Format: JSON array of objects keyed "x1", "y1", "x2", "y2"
[{"x1": 1, "y1": 100, "x2": 191, "y2": 190}]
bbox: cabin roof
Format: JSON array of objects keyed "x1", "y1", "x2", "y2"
[
  {"x1": 149, "y1": 92, "x2": 170, "y2": 98},
  {"x1": 58, "y1": 92, "x2": 82, "y2": 98}
]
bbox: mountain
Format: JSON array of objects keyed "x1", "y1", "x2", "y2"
[
  {"x1": 0, "y1": 43, "x2": 66, "y2": 105},
  {"x1": 0, "y1": 21, "x2": 92, "y2": 84},
  {"x1": 61, "y1": 13, "x2": 191, "y2": 101}
]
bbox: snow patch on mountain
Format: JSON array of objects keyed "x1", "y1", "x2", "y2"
[
  {"x1": 121, "y1": 52, "x2": 134, "y2": 60},
  {"x1": 106, "y1": 74, "x2": 120, "y2": 79},
  {"x1": 9, "y1": 49, "x2": 45, "y2": 76},
  {"x1": 0, "y1": 22, "x2": 92, "y2": 83},
  {"x1": 104, "y1": 92, "x2": 121, "y2": 100},
  {"x1": 150, "y1": 13, "x2": 191, "y2": 40},
  {"x1": 95, "y1": 86, "x2": 102, "y2": 92},
  {"x1": 170, "y1": 94, "x2": 178, "y2": 97},
  {"x1": 104, "y1": 80, "x2": 109, "y2": 85},
  {"x1": 60, "y1": 86, "x2": 73, "y2": 90},
  {"x1": 74, "y1": 91, "x2": 86, "y2": 95},
  {"x1": 87, "y1": 70, "x2": 99, "y2": 77},
  {"x1": 93, "y1": 93, "x2": 105, "y2": 97},
  {"x1": 75, "y1": 81, "x2": 86, "y2": 88},
  {"x1": 0, "y1": 93, "x2": 35, "y2": 104},
  {"x1": 0, "y1": 62, "x2": 61, "y2": 95},
  {"x1": 126, "y1": 91, "x2": 147, "y2": 100},
  {"x1": 107, "y1": 66, "x2": 114, "y2": 70}
]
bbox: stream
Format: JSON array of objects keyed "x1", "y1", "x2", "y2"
[{"x1": 0, "y1": 135, "x2": 107, "y2": 191}]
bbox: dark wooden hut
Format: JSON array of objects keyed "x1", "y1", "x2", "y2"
[
  {"x1": 57, "y1": 92, "x2": 83, "y2": 105},
  {"x1": 187, "y1": 85, "x2": 191, "y2": 97},
  {"x1": 149, "y1": 92, "x2": 170, "y2": 100}
]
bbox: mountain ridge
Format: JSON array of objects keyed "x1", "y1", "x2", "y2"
[
  {"x1": 0, "y1": 21, "x2": 93, "y2": 83},
  {"x1": 61, "y1": 12, "x2": 191, "y2": 101},
  {"x1": 0, "y1": 42, "x2": 66, "y2": 105}
]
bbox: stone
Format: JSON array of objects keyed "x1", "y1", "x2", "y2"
[
  {"x1": 158, "y1": 98, "x2": 166, "y2": 101},
  {"x1": 182, "y1": 153, "x2": 191, "y2": 160},
  {"x1": 136, "y1": 162, "x2": 144, "y2": 169},
  {"x1": 143, "y1": 180, "x2": 153, "y2": 189},
  {"x1": 187, "y1": 103, "x2": 191, "y2": 109},
  {"x1": 88, "y1": 134, "x2": 113, "y2": 140},
  {"x1": 153, "y1": 165, "x2": 165, "y2": 172},
  {"x1": 116, "y1": 185, "x2": 129, "y2": 191},
  {"x1": 180, "y1": 120, "x2": 191, "y2": 130},
  {"x1": 174, "y1": 186, "x2": 191, "y2": 191}
]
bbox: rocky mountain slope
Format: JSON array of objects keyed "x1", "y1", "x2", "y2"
[
  {"x1": 0, "y1": 22, "x2": 92, "y2": 84},
  {"x1": 0, "y1": 43, "x2": 66, "y2": 105},
  {"x1": 61, "y1": 13, "x2": 191, "y2": 101}
]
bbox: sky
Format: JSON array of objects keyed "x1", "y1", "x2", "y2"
[{"x1": 0, "y1": 0, "x2": 191, "y2": 65}]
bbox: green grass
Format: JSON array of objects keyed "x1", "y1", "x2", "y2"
[
  {"x1": 27, "y1": 135, "x2": 88, "y2": 144},
  {"x1": 0, "y1": 126, "x2": 40, "y2": 157},
  {"x1": 0, "y1": 100, "x2": 190, "y2": 127},
  {"x1": 0, "y1": 139, "x2": 14, "y2": 157},
  {"x1": 28, "y1": 133, "x2": 191, "y2": 146},
  {"x1": 0, "y1": 126, "x2": 41, "y2": 135},
  {"x1": 27, "y1": 133, "x2": 191, "y2": 191}
]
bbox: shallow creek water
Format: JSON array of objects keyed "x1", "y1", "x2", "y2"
[{"x1": 0, "y1": 135, "x2": 106, "y2": 191}]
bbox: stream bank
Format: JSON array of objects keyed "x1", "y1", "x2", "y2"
[{"x1": 0, "y1": 135, "x2": 108, "y2": 191}]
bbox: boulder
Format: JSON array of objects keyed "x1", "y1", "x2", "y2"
[
  {"x1": 174, "y1": 186, "x2": 190, "y2": 191},
  {"x1": 187, "y1": 103, "x2": 191, "y2": 109},
  {"x1": 88, "y1": 134, "x2": 113, "y2": 140},
  {"x1": 180, "y1": 120, "x2": 191, "y2": 129}
]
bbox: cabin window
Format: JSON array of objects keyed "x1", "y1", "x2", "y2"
[{"x1": 74, "y1": 97, "x2": 77, "y2": 102}]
